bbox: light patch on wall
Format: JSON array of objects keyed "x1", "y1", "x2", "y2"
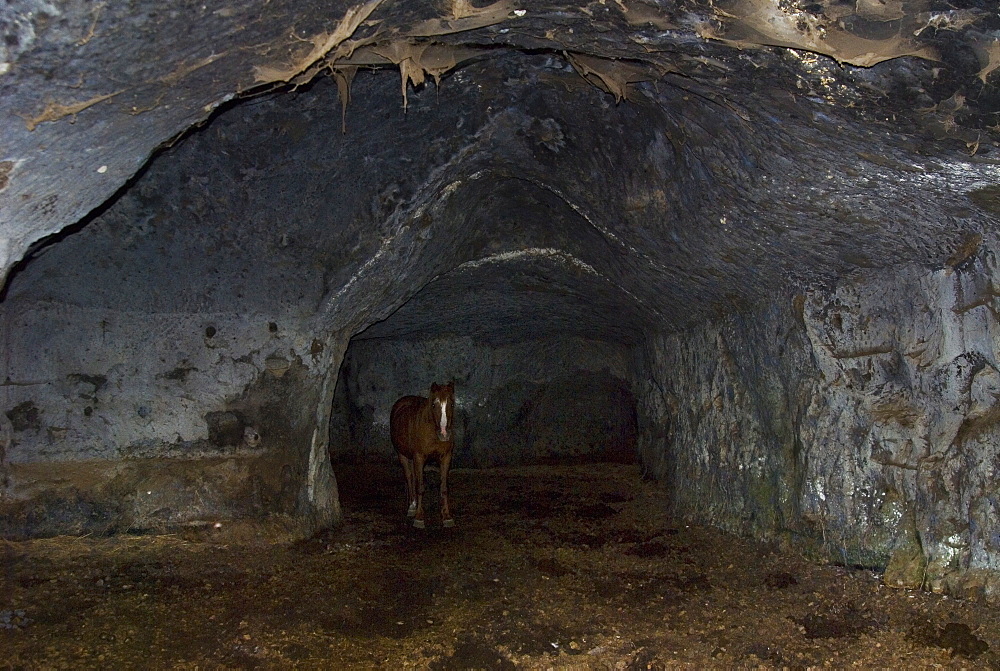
[
  {"x1": 565, "y1": 52, "x2": 668, "y2": 103},
  {"x1": 255, "y1": 0, "x2": 511, "y2": 110},
  {"x1": 21, "y1": 90, "x2": 124, "y2": 132},
  {"x1": 918, "y1": 160, "x2": 1000, "y2": 191},
  {"x1": 253, "y1": 0, "x2": 385, "y2": 84},
  {"x1": 459, "y1": 248, "x2": 599, "y2": 275},
  {"x1": 328, "y1": 234, "x2": 399, "y2": 304},
  {"x1": 406, "y1": 0, "x2": 514, "y2": 37},
  {"x1": 700, "y1": 0, "x2": 938, "y2": 67},
  {"x1": 972, "y1": 38, "x2": 1000, "y2": 85},
  {"x1": 370, "y1": 42, "x2": 485, "y2": 109},
  {"x1": 616, "y1": 0, "x2": 677, "y2": 30}
]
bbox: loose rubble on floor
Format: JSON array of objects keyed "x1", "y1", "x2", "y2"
[{"x1": 3, "y1": 463, "x2": 998, "y2": 668}]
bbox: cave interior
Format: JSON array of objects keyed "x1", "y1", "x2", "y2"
[{"x1": 3, "y1": 0, "x2": 1000, "y2": 611}]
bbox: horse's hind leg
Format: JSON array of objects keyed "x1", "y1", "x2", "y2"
[
  {"x1": 398, "y1": 454, "x2": 416, "y2": 518},
  {"x1": 440, "y1": 450, "x2": 455, "y2": 528},
  {"x1": 412, "y1": 453, "x2": 427, "y2": 529}
]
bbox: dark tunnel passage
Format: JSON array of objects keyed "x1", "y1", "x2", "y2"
[
  {"x1": 329, "y1": 322, "x2": 641, "y2": 470},
  {"x1": 327, "y1": 173, "x2": 645, "y2": 470},
  {"x1": 4, "y1": 0, "x2": 1000, "y2": 665}
]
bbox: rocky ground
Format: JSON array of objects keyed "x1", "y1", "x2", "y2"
[{"x1": 2, "y1": 463, "x2": 998, "y2": 669}]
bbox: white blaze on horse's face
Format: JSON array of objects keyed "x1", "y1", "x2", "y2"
[{"x1": 438, "y1": 398, "x2": 449, "y2": 440}]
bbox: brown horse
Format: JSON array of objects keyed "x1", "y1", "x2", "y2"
[{"x1": 390, "y1": 382, "x2": 456, "y2": 529}]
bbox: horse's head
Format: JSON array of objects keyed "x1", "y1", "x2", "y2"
[{"x1": 429, "y1": 382, "x2": 454, "y2": 442}]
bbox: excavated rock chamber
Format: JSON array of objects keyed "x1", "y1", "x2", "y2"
[{"x1": 3, "y1": 0, "x2": 1000, "y2": 602}]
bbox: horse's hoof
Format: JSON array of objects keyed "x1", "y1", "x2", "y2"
[
  {"x1": 413, "y1": 519, "x2": 426, "y2": 529},
  {"x1": 443, "y1": 519, "x2": 455, "y2": 528},
  {"x1": 407, "y1": 503, "x2": 417, "y2": 518}
]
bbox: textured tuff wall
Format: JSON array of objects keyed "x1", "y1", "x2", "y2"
[
  {"x1": 0, "y1": 298, "x2": 342, "y2": 538},
  {"x1": 331, "y1": 336, "x2": 636, "y2": 467},
  {"x1": 634, "y1": 242, "x2": 1000, "y2": 600}
]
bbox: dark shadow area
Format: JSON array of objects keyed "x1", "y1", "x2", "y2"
[{"x1": 329, "y1": 330, "x2": 638, "y2": 469}]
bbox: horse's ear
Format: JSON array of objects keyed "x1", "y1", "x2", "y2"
[{"x1": 431, "y1": 383, "x2": 440, "y2": 393}]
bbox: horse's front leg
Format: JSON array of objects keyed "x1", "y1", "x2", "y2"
[
  {"x1": 412, "y1": 453, "x2": 427, "y2": 529},
  {"x1": 440, "y1": 450, "x2": 455, "y2": 528},
  {"x1": 398, "y1": 453, "x2": 416, "y2": 518}
]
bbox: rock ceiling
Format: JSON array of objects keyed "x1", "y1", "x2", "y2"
[{"x1": 3, "y1": 0, "x2": 1000, "y2": 342}]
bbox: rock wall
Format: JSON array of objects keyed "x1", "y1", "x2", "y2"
[
  {"x1": 632, "y1": 298, "x2": 814, "y2": 541},
  {"x1": 634, "y1": 243, "x2": 1000, "y2": 600},
  {"x1": 0, "y1": 298, "x2": 343, "y2": 539},
  {"x1": 331, "y1": 336, "x2": 636, "y2": 468}
]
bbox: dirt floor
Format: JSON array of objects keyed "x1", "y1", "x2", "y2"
[{"x1": 2, "y1": 463, "x2": 999, "y2": 669}]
